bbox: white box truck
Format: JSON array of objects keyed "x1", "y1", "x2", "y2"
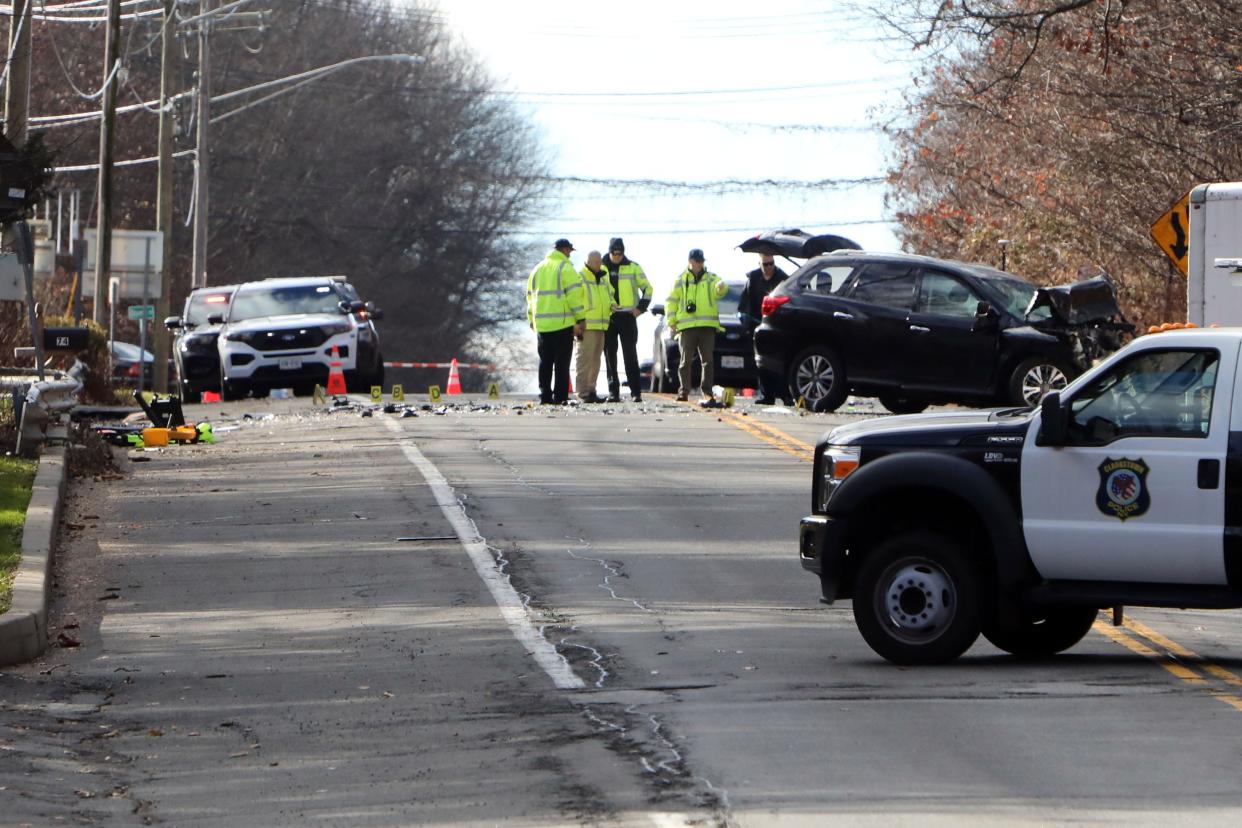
[{"x1": 1188, "y1": 181, "x2": 1242, "y2": 326}]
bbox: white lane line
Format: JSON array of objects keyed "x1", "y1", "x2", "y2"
[{"x1": 381, "y1": 417, "x2": 586, "y2": 690}]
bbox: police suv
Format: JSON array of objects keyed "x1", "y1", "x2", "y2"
[{"x1": 800, "y1": 326, "x2": 1239, "y2": 664}]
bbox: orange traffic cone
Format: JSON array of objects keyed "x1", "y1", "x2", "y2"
[
  {"x1": 326, "y1": 345, "x2": 348, "y2": 395},
  {"x1": 446, "y1": 358, "x2": 462, "y2": 395},
  {"x1": 742, "y1": 387, "x2": 754, "y2": 397}
]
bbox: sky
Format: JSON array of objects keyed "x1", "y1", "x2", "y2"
[{"x1": 432, "y1": 0, "x2": 924, "y2": 361}]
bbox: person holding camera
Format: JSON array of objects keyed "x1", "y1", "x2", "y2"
[{"x1": 665, "y1": 248, "x2": 728, "y2": 406}]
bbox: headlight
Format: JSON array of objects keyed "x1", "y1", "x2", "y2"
[
  {"x1": 818, "y1": 446, "x2": 860, "y2": 511},
  {"x1": 181, "y1": 334, "x2": 218, "y2": 352}
]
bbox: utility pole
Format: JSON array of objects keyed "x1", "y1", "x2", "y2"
[
  {"x1": 191, "y1": 0, "x2": 212, "y2": 289},
  {"x1": 92, "y1": 0, "x2": 122, "y2": 324},
  {"x1": 153, "y1": 0, "x2": 177, "y2": 392},
  {"x1": 4, "y1": 0, "x2": 32, "y2": 145}
]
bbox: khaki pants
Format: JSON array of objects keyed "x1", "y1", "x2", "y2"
[
  {"x1": 678, "y1": 327, "x2": 715, "y2": 395},
  {"x1": 574, "y1": 329, "x2": 605, "y2": 399}
]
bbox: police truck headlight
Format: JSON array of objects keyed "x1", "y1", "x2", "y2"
[{"x1": 819, "y1": 447, "x2": 860, "y2": 511}]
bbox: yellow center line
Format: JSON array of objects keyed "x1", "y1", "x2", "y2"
[
  {"x1": 1122, "y1": 618, "x2": 1242, "y2": 690},
  {"x1": 1091, "y1": 619, "x2": 1207, "y2": 684}
]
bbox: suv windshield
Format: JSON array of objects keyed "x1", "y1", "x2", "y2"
[
  {"x1": 230, "y1": 284, "x2": 344, "y2": 321},
  {"x1": 185, "y1": 290, "x2": 233, "y2": 326},
  {"x1": 978, "y1": 274, "x2": 1049, "y2": 321}
]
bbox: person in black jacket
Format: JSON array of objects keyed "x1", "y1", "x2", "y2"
[{"x1": 738, "y1": 255, "x2": 792, "y2": 405}]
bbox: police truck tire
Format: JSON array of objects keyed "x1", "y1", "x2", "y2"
[
  {"x1": 852, "y1": 531, "x2": 984, "y2": 665},
  {"x1": 788, "y1": 346, "x2": 848, "y2": 413},
  {"x1": 982, "y1": 607, "x2": 1098, "y2": 658}
]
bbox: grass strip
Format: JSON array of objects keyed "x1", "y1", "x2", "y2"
[{"x1": 0, "y1": 456, "x2": 37, "y2": 614}]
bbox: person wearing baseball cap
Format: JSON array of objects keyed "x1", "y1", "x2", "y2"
[
  {"x1": 601, "y1": 237, "x2": 653, "y2": 402},
  {"x1": 526, "y1": 239, "x2": 586, "y2": 404},
  {"x1": 665, "y1": 248, "x2": 728, "y2": 406}
]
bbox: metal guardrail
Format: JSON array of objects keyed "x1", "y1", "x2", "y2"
[{"x1": 13, "y1": 360, "x2": 86, "y2": 457}]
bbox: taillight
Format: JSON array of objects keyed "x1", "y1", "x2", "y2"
[
  {"x1": 125, "y1": 364, "x2": 140, "y2": 377},
  {"x1": 761, "y1": 294, "x2": 790, "y2": 317}
]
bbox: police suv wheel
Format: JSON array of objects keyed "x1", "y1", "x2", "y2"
[
  {"x1": 853, "y1": 531, "x2": 983, "y2": 665},
  {"x1": 788, "y1": 346, "x2": 848, "y2": 413},
  {"x1": 1008, "y1": 358, "x2": 1069, "y2": 408},
  {"x1": 982, "y1": 607, "x2": 1098, "y2": 658}
]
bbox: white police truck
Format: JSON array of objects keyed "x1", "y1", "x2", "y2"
[{"x1": 800, "y1": 326, "x2": 1241, "y2": 664}]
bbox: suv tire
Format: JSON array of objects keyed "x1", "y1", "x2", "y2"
[
  {"x1": 1007, "y1": 358, "x2": 1070, "y2": 408},
  {"x1": 879, "y1": 394, "x2": 929, "y2": 415},
  {"x1": 853, "y1": 530, "x2": 984, "y2": 665},
  {"x1": 221, "y1": 378, "x2": 246, "y2": 401},
  {"x1": 788, "y1": 346, "x2": 848, "y2": 413},
  {"x1": 982, "y1": 607, "x2": 1097, "y2": 657}
]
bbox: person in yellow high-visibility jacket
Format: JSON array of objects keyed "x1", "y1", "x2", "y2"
[
  {"x1": 575, "y1": 250, "x2": 613, "y2": 403},
  {"x1": 526, "y1": 239, "x2": 586, "y2": 404},
  {"x1": 665, "y1": 248, "x2": 729, "y2": 407}
]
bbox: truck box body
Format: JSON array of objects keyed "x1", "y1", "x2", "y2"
[{"x1": 1188, "y1": 181, "x2": 1242, "y2": 326}]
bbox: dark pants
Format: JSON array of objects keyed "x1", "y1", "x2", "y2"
[
  {"x1": 537, "y1": 326, "x2": 574, "y2": 403},
  {"x1": 604, "y1": 312, "x2": 642, "y2": 398},
  {"x1": 758, "y1": 368, "x2": 792, "y2": 404}
]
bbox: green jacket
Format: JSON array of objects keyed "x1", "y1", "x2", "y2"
[
  {"x1": 666, "y1": 269, "x2": 728, "y2": 332},
  {"x1": 526, "y1": 250, "x2": 586, "y2": 333},
  {"x1": 579, "y1": 265, "x2": 614, "y2": 332},
  {"x1": 603, "y1": 258, "x2": 652, "y2": 313}
]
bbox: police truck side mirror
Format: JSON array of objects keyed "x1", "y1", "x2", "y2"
[
  {"x1": 366, "y1": 301, "x2": 384, "y2": 321},
  {"x1": 207, "y1": 313, "x2": 224, "y2": 325},
  {"x1": 164, "y1": 316, "x2": 183, "y2": 330},
  {"x1": 651, "y1": 304, "x2": 665, "y2": 316},
  {"x1": 1037, "y1": 391, "x2": 1069, "y2": 446}
]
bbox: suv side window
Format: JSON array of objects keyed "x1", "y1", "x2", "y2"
[
  {"x1": 1067, "y1": 348, "x2": 1220, "y2": 444},
  {"x1": 800, "y1": 265, "x2": 855, "y2": 296},
  {"x1": 846, "y1": 263, "x2": 917, "y2": 310},
  {"x1": 915, "y1": 271, "x2": 980, "y2": 318}
]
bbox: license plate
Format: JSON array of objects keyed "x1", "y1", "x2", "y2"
[
  {"x1": 278, "y1": 357, "x2": 302, "y2": 371},
  {"x1": 721, "y1": 356, "x2": 744, "y2": 369}
]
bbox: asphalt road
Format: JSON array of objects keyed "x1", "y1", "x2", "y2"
[{"x1": 8, "y1": 393, "x2": 1242, "y2": 826}]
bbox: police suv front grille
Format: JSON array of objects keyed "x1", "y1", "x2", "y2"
[{"x1": 245, "y1": 329, "x2": 331, "y2": 351}]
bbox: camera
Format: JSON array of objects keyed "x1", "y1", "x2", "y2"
[{"x1": 686, "y1": 301, "x2": 697, "y2": 313}]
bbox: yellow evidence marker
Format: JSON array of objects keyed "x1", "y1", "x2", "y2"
[
  {"x1": 428, "y1": 385, "x2": 442, "y2": 403},
  {"x1": 370, "y1": 386, "x2": 383, "y2": 402},
  {"x1": 487, "y1": 381, "x2": 501, "y2": 400},
  {"x1": 391, "y1": 384, "x2": 405, "y2": 402},
  {"x1": 722, "y1": 387, "x2": 736, "y2": 408}
]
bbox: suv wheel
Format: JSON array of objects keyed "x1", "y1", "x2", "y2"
[
  {"x1": 788, "y1": 346, "x2": 848, "y2": 412},
  {"x1": 982, "y1": 607, "x2": 1097, "y2": 657},
  {"x1": 853, "y1": 531, "x2": 984, "y2": 665},
  {"x1": 221, "y1": 378, "x2": 246, "y2": 401},
  {"x1": 1008, "y1": 358, "x2": 1069, "y2": 407},
  {"x1": 878, "y1": 394, "x2": 929, "y2": 415}
]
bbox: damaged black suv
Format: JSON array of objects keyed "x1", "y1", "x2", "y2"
[{"x1": 753, "y1": 251, "x2": 1133, "y2": 413}]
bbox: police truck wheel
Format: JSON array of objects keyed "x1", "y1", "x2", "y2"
[
  {"x1": 982, "y1": 607, "x2": 1098, "y2": 658},
  {"x1": 1007, "y1": 358, "x2": 1070, "y2": 408},
  {"x1": 788, "y1": 346, "x2": 848, "y2": 412},
  {"x1": 852, "y1": 531, "x2": 984, "y2": 665}
]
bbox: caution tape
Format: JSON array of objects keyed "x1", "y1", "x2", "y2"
[{"x1": 384, "y1": 361, "x2": 496, "y2": 369}]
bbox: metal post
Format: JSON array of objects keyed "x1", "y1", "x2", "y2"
[
  {"x1": 4, "y1": 0, "x2": 32, "y2": 145},
  {"x1": 191, "y1": 0, "x2": 212, "y2": 289},
  {"x1": 153, "y1": 0, "x2": 177, "y2": 392},
  {"x1": 72, "y1": 238, "x2": 85, "y2": 325},
  {"x1": 16, "y1": 222, "x2": 44, "y2": 381},
  {"x1": 92, "y1": 0, "x2": 122, "y2": 324},
  {"x1": 140, "y1": 237, "x2": 152, "y2": 392}
]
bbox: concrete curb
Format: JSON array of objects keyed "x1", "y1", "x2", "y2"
[{"x1": 0, "y1": 446, "x2": 67, "y2": 666}]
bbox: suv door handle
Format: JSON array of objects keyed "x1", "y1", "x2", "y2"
[
  {"x1": 1199, "y1": 459, "x2": 1220, "y2": 489},
  {"x1": 833, "y1": 311, "x2": 855, "y2": 320},
  {"x1": 909, "y1": 325, "x2": 931, "y2": 333}
]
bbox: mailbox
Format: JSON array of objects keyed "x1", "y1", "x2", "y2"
[{"x1": 42, "y1": 327, "x2": 90, "y2": 351}]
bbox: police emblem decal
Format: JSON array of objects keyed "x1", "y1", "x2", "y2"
[{"x1": 1096, "y1": 457, "x2": 1151, "y2": 521}]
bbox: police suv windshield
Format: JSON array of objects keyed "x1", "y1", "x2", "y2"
[
  {"x1": 229, "y1": 284, "x2": 345, "y2": 321},
  {"x1": 185, "y1": 291, "x2": 233, "y2": 326}
]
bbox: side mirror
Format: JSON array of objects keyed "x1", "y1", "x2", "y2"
[
  {"x1": 651, "y1": 304, "x2": 665, "y2": 317},
  {"x1": 164, "y1": 316, "x2": 183, "y2": 330},
  {"x1": 1037, "y1": 391, "x2": 1069, "y2": 445},
  {"x1": 366, "y1": 301, "x2": 384, "y2": 321},
  {"x1": 206, "y1": 313, "x2": 225, "y2": 325},
  {"x1": 972, "y1": 301, "x2": 999, "y2": 333}
]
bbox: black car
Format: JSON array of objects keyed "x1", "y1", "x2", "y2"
[
  {"x1": 164, "y1": 285, "x2": 237, "y2": 400},
  {"x1": 753, "y1": 251, "x2": 1132, "y2": 413},
  {"x1": 650, "y1": 282, "x2": 757, "y2": 392}
]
